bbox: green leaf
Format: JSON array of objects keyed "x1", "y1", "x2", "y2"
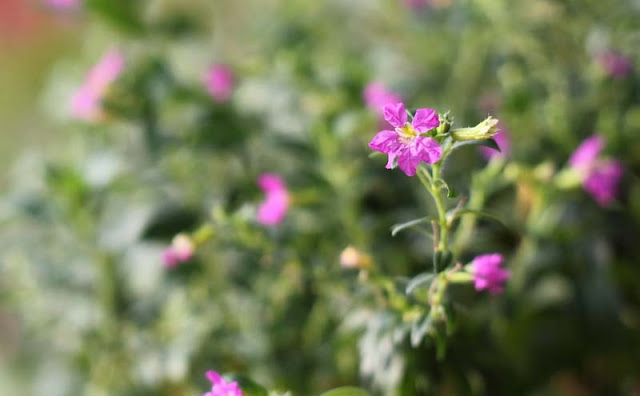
[
  {"x1": 434, "y1": 179, "x2": 458, "y2": 198},
  {"x1": 448, "y1": 209, "x2": 507, "y2": 229},
  {"x1": 451, "y1": 138, "x2": 500, "y2": 152},
  {"x1": 406, "y1": 273, "x2": 435, "y2": 295},
  {"x1": 410, "y1": 314, "x2": 433, "y2": 347},
  {"x1": 319, "y1": 387, "x2": 372, "y2": 396},
  {"x1": 391, "y1": 216, "x2": 434, "y2": 237}
]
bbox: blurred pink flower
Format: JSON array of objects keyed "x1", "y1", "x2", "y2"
[
  {"x1": 401, "y1": 0, "x2": 430, "y2": 10},
  {"x1": 204, "y1": 64, "x2": 234, "y2": 102},
  {"x1": 46, "y1": 0, "x2": 80, "y2": 10},
  {"x1": 597, "y1": 50, "x2": 632, "y2": 79},
  {"x1": 202, "y1": 370, "x2": 243, "y2": 396},
  {"x1": 363, "y1": 82, "x2": 402, "y2": 117},
  {"x1": 369, "y1": 102, "x2": 441, "y2": 176},
  {"x1": 257, "y1": 174, "x2": 289, "y2": 225},
  {"x1": 71, "y1": 49, "x2": 125, "y2": 121},
  {"x1": 479, "y1": 125, "x2": 510, "y2": 160},
  {"x1": 162, "y1": 234, "x2": 194, "y2": 269},
  {"x1": 569, "y1": 135, "x2": 623, "y2": 206},
  {"x1": 471, "y1": 254, "x2": 510, "y2": 294}
]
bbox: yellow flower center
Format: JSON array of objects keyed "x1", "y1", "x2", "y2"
[{"x1": 398, "y1": 124, "x2": 418, "y2": 137}]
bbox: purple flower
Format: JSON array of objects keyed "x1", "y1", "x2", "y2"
[
  {"x1": 479, "y1": 125, "x2": 510, "y2": 160},
  {"x1": 368, "y1": 103, "x2": 442, "y2": 176},
  {"x1": 204, "y1": 64, "x2": 234, "y2": 102},
  {"x1": 363, "y1": 82, "x2": 402, "y2": 117},
  {"x1": 471, "y1": 254, "x2": 510, "y2": 294},
  {"x1": 401, "y1": 0, "x2": 430, "y2": 10},
  {"x1": 71, "y1": 49, "x2": 125, "y2": 121},
  {"x1": 569, "y1": 135, "x2": 624, "y2": 206},
  {"x1": 202, "y1": 370, "x2": 243, "y2": 396},
  {"x1": 46, "y1": 0, "x2": 79, "y2": 10},
  {"x1": 597, "y1": 50, "x2": 632, "y2": 79},
  {"x1": 257, "y1": 174, "x2": 290, "y2": 226},
  {"x1": 569, "y1": 135, "x2": 603, "y2": 169},
  {"x1": 162, "y1": 234, "x2": 194, "y2": 269}
]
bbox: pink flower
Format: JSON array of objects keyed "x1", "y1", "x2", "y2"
[
  {"x1": 368, "y1": 102, "x2": 442, "y2": 176},
  {"x1": 46, "y1": 0, "x2": 80, "y2": 10},
  {"x1": 162, "y1": 234, "x2": 194, "y2": 269},
  {"x1": 479, "y1": 125, "x2": 510, "y2": 160},
  {"x1": 401, "y1": 0, "x2": 430, "y2": 10},
  {"x1": 597, "y1": 50, "x2": 632, "y2": 79},
  {"x1": 257, "y1": 174, "x2": 290, "y2": 226},
  {"x1": 204, "y1": 64, "x2": 234, "y2": 102},
  {"x1": 471, "y1": 254, "x2": 510, "y2": 294},
  {"x1": 569, "y1": 135, "x2": 624, "y2": 206},
  {"x1": 202, "y1": 370, "x2": 243, "y2": 396},
  {"x1": 71, "y1": 49, "x2": 125, "y2": 121},
  {"x1": 363, "y1": 82, "x2": 403, "y2": 117}
]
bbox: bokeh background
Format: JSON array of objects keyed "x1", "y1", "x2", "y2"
[{"x1": 1, "y1": 0, "x2": 640, "y2": 395}]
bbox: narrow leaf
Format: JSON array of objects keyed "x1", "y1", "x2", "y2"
[
  {"x1": 448, "y1": 209, "x2": 507, "y2": 229},
  {"x1": 391, "y1": 217, "x2": 434, "y2": 237},
  {"x1": 451, "y1": 138, "x2": 500, "y2": 152},
  {"x1": 406, "y1": 273, "x2": 435, "y2": 295}
]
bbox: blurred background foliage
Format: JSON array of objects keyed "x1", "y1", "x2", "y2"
[{"x1": 1, "y1": 0, "x2": 640, "y2": 395}]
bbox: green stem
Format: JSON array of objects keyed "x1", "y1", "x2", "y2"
[{"x1": 429, "y1": 164, "x2": 449, "y2": 253}]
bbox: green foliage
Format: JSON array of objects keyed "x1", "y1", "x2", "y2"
[{"x1": 1, "y1": 0, "x2": 640, "y2": 395}]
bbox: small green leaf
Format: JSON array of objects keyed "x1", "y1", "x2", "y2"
[
  {"x1": 391, "y1": 216, "x2": 434, "y2": 237},
  {"x1": 434, "y1": 179, "x2": 458, "y2": 198},
  {"x1": 319, "y1": 387, "x2": 372, "y2": 396},
  {"x1": 448, "y1": 209, "x2": 507, "y2": 229},
  {"x1": 451, "y1": 138, "x2": 500, "y2": 152},
  {"x1": 406, "y1": 273, "x2": 435, "y2": 295}
]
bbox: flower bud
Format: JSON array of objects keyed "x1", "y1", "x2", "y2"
[
  {"x1": 340, "y1": 246, "x2": 372, "y2": 270},
  {"x1": 451, "y1": 116, "x2": 499, "y2": 141}
]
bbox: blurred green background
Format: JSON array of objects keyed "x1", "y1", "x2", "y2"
[{"x1": 1, "y1": 1, "x2": 640, "y2": 395}]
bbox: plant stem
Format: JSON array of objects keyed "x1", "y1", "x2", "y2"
[{"x1": 429, "y1": 164, "x2": 448, "y2": 253}]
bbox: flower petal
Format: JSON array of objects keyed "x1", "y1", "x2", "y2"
[
  {"x1": 383, "y1": 102, "x2": 407, "y2": 128},
  {"x1": 257, "y1": 191, "x2": 290, "y2": 225},
  {"x1": 583, "y1": 160, "x2": 624, "y2": 206},
  {"x1": 205, "y1": 370, "x2": 223, "y2": 385},
  {"x1": 412, "y1": 108, "x2": 440, "y2": 133},
  {"x1": 397, "y1": 148, "x2": 421, "y2": 176},
  {"x1": 412, "y1": 136, "x2": 442, "y2": 164},
  {"x1": 258, "y1": 173, "x2": 286, "y2": 193},
  {"x1": 569, "y1": 135, "x2": 604, "y2": 170},
  {"x1": 368, "y1": 130, "x2": 400, "y2": 154},
  {"x1": 385, "y1": 151, "x2": 398, "y2": 169}
]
